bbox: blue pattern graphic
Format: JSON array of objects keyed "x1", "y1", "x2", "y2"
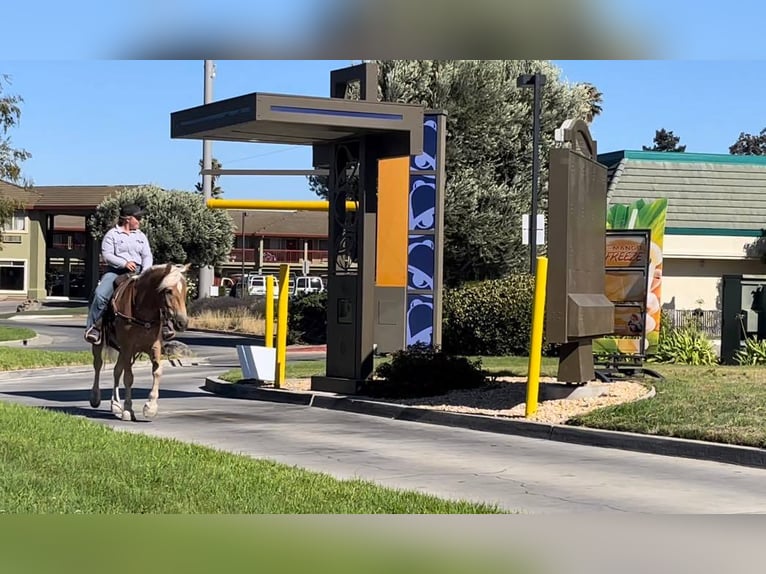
[
  {"x1": 410, "y1": 117, "x2": 439, "y2": 172},
  {"x1": 407, "y1": 236, "x2": 435, "y2": 290},
  {"x1": 406, "y1": 294, "x2": 434, "y2": 346},
  {"x1": 409, "y1": 175, "x2": 436, "y2": 231},
  {"x1": 405, "y1": 114, "x2": 440, "y2": 348}
]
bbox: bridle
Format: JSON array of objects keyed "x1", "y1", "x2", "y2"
[{"x1": 114, "y1": 281, "x2": 184, "y2": 331}]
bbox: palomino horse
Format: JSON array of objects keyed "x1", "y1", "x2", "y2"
[{"x1": 89, "y1": 263, "x2": 190, "y2": 421}]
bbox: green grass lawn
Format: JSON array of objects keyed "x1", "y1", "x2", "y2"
[
  {"x1": 569, "y1": 363, "x2": 766, "y2": 448},
  {"x1": 0, "y1": 400, "x2": 503, "y2": 514},
  {"x1": 0, "y1": 347, "x2": 93, "y2": 371},
  {"x1": 220, "y1": 355, "x2": 557, "y2": 383},
  {"x1": 0, "y1": 325, "x2": 36, "y2": 342}
]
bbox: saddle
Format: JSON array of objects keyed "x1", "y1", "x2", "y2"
[{"x1": 100, "y1": 273, "x2": 141, "y2": 351}]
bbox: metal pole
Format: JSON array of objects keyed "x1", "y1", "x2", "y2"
[
  {"x1": 199, "y1": 59, "x2": 215, "y2": 298},
  {"x1": 526, "y1": 256, "x2": 548, "y2": 417},
  {"x1": 240, "y1": 211, "x2": 245, "y2": 298},
  {"x1": 530, "y1": 75, "x2": 543, "y2": 275}
]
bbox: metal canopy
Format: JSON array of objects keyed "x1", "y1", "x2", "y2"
[{"x1": 171, "y1": 92, "x2": 425, "y2": 154}]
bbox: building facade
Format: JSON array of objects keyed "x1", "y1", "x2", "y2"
[
  {"x1": 0, "y1": 180, "x2": 331, "y2": 300},
  {"x1": 601, "y1": 150, "x2": 766, "y2": 312}
]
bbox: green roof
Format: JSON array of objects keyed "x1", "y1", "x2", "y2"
[
  {"x1": 598, "y1": 150, "x2": 766, "y2": 235},
  {"x1": 599, "y1": 150, "x2": 766, "y2": 166}
]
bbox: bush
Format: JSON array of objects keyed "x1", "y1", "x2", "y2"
[
  {"x1": 442, "y1": 275, "x2": 543, "y2": 356},
  {"x1": 734, "y1": 336, "x2": 766, "y2": 365},
  {"x1": 187, "y1": 295, "x2": 266, "y2": 318},
  {"x1": 288, "y1": 292, "x2": 327, "y2": 345},
  {"x1": 362, "y1": 343, "x2": 487, "y2": 399},
  {"x1": 652, "y1": 323, "x2": 717, "y2": 366}
]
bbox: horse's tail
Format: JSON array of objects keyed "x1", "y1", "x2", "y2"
[{"x1": 94, "y1": 338, "x2": 118, "y2": 369}]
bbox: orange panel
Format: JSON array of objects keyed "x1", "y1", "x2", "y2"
[{"x1": 376, "y1": 157, "x2": 409, "y2": 287}]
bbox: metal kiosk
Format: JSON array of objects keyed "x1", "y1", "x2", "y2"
[{"x1": 170, "y1": 64, "x2": 426, "y2": 394}]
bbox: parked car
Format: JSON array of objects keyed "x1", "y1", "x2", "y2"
[
  {"x1": 293, "y1": 276, "x2": 325, "y2": 296},
  {"x1": 230, "y1": 274, "x2": 280, "y2": 299}
]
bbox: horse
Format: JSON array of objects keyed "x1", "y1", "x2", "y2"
[{"x1": 89, "y1": 263, "x2": 190, "y2": 421}]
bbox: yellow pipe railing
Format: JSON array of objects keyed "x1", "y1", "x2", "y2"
[
  {"x1": 525, "y1": 256, "x2": 549, "y2": 418},
  {"x1": 275, "y1": 264, "x2": 290, "y2": 388},
  {"x1": 264, "y1": 276, "x2": 275, "y2": 348},
  {"x1": 207, "y1": 198, "x2": 357, "y2": 212}
]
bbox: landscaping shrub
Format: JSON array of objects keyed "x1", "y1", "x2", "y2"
[
  {"x1": 734, "y1": 336, "x2": 766, "y2": 365},
  {"x1": 288, "y1": 291, "x2": 327, "y2": 345},
  {"x1": 442, "y1": 275, "x2": 546, "y2": 356},
  {"x1": 652, "y1": 322, "x2": 717, "y2": 365},
  {"x1": 363, "y1": 343, "x2": 487, "y2": 399}
]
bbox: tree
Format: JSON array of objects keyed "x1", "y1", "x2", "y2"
[
  {"x1": 578, "y1": 82, "x2": 603, "y2": 124},
  {"x1": 309, "y1": 60, "x2": 600, "y2": 286},
  {"x1": 729, "y1": 129, "x2": 766, "y2": 155},
  {"x1": 643, "y1": 129, "x2": 686, "y2": 152},
  {"x1": 0, "y1": 74, "x2": 31, "y2": 238},
  {"x1": 88, "y1": 185, "x2": 235, "y2": 269},
  {"x1": 195, "y1": 157, "x2": 224, "y2": 198}
]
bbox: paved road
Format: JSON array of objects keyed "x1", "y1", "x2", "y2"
[{"x1": 1, "y1": 364, "x2": 765, "y2": 514}]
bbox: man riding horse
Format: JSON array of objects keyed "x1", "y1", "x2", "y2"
[{"x1": 84, "y1": 204, "x2": 175, "y2": 345}]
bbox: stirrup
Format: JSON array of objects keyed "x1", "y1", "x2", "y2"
[{"x1": 85, "y1": 327, "x2": 102, "y2": 345}]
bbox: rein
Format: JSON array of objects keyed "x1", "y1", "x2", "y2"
[
  {"x1": 112, "y1": 276, "x2": 170, "y2": 330},
  {"x1": 114, "y1": 308, "x2": 166, "y2": 330}
]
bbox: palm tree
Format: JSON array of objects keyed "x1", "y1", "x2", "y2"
[
  {"x1": 195, "y1": 158, "x2": 223, "y2": 198},
  {"x1": 580, "y1": 83, "x2": 603, "y2": 124}
]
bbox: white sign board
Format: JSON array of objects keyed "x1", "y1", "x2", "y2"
[
  {"x1": 521, "y1": 214, "x2": 545, "y2": 246},
  {"x1": 236, "y1": 345, "x2": 276, "y2": 382}
]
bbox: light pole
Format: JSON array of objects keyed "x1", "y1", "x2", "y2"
[
  {"x1": 199, "y1": 59, "x2": 216, "y2": 298},
  {"x1": 240, "y1": 211, "x2": 246, "y2": 298},
  {"x1": 517, "y1": 73, "x2": 546, "y2": 275}
]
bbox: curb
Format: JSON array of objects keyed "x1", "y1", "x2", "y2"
[
  {"x1": 0, "y1": 335, "x2": 41, "y2": 346},
  {"x1": 204, "y1": 377, "x2": 766, "y2": 470}
]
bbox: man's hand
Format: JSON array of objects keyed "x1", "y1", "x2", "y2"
[{"x1": 125, "y1": 261, "x2": 137, "y2": 273}]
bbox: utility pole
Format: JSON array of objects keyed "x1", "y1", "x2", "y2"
[{"x1": 198, "y1": 59, "x2": 216, "y2": 299}]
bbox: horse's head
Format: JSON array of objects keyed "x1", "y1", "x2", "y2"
[{"x1": 157, "y1": 263, "x2": 190, "y2": 332}]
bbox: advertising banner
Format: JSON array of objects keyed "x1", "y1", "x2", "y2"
[{"x1": 594, "y1": 198, "x2": 668, "y2": 356}]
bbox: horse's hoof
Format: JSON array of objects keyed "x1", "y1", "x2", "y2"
[
  {"x1": 111, "y1": 401, "x2": 122, "y2": 417},
  {"x1": 143, "y1": 402, "x2": 158, "y2": 419},
  {"x1": 121, "y1": 410, "x2": 135, "y2": 422},
  {"x1": 89, "y1": 390, "x2": 101, "y2": 408}
]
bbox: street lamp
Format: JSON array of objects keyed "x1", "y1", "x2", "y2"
[
  {"x1": 517, "y1": 73, "x2": 546, "y2": 275},
  {"x1": 240, "y1": 211, "x2": 247, "y2": 298}
]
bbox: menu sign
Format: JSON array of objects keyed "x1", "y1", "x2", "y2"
[{"x1": 598, "y1": 229, "x2": 651, "y2": 356}]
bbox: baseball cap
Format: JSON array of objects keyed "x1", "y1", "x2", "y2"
[{"x1": 120, "y1": 204, "x2": 145, "y2": 219}]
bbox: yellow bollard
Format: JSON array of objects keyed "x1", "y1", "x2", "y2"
[
  {"x1": 265, "y1": 276, "x2": 275, "y2": 348},
  {"x1": 526, "y1": 256, "x2": 549, "y2": 418},
  {"x1": 275, "y1": 264, "x2": 290, "y2": 388}
]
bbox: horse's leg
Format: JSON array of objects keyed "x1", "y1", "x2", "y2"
[
  {"x1": 90, "y1": 343, "x2": 102, "y2": 408},
  {"x1": 143, "y1": 341, "x2": 163, "y2": 418},
  {"x1": 121, "y1": 356, "x2": 136, "y2": 422},
  {"x1": 111, "y1": 353, "x2": 125, "y2": 418}
]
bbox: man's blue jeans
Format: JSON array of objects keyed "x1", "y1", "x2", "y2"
[{"x1": 86, "y1": 271, "x2": 120, "y2": 330}]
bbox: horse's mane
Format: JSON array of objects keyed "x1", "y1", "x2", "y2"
[{"x1": 132, "y1": 264, "x2": 187, "y2": 293}]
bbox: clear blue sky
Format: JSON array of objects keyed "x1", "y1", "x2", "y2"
[{"x1": 2, "y1": 59, "x2": 766, "y2": 201}]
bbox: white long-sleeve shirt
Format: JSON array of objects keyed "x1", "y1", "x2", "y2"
[{"x1": 101, "y1": 226, "x2": 153, "y2": 272}]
